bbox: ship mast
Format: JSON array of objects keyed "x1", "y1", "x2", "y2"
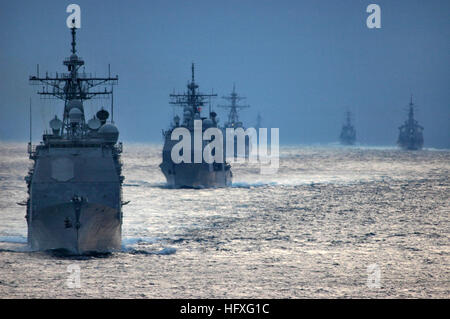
[
  {"x1": 169, "y1": 63, "x2": 217, "y2": 126},
  {"x1": 218, "y1": 84, "x2": 249, "y2": 127},
  {"x1": 255, "y1": 112, "x2": 262, "y2": 130},
  {"x1": 29, "y1": 25, "x2": 118, "y2": 136},
  {"x1": 345, "y1": 111, "x2": 353, "y2": 127},
  {"x1": 408, "y1": 95, "x2": 415, "y2": 124}
]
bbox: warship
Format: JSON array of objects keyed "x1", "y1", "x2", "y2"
[
  {"x1": 25, "y1": 25, "x2": 123, "y2": 254},
  {"x1": 218, "y1": 84, "x2": 251, "y2": 158},
  {"x1": 160, "y1": 63, "x2": 232, "y2": 188},
  {"x1": 339, "y1": 111, "x2": 356, "y2": 145},
  {"x1": 397, "y1": 96, "x2": 424, "y2": 150}
]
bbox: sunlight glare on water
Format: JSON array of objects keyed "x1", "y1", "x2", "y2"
[{"x1": 0, "y1": 142, "x2": 449, "y2": 298}]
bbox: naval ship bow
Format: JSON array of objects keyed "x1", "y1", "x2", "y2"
[
  {"x1": 160, "y1": 63, "x2": 232, "y2": 188},
  {"x1": 25, "y1": 25, "x2": 124, "y2": 254}
]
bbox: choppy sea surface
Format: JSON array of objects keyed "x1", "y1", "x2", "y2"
[{"x1": 0, "y1": 142, "x2": 448, "y2": 298}]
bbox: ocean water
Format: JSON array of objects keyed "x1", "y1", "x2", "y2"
[{"x1": 0, "y1": 142, "x2": 449, "y2": 298}]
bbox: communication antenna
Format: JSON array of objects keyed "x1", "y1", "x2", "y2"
[
  {"x1": 209, "y1": 89, "x2": 214, "y2": 114},
  {"x1": 29, "y1": 98, "x2": 32, "y2": 144},
  {"x1": 111, "y1": 85, "x2": 114, "y2": 123},
  {"x1": 169, "y1": 63, "x2": 217, "y2": 117},
  {"x1": 29, "y1": 26, "x2": 119, "y2": 133}
]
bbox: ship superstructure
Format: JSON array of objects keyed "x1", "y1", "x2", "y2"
[
  {"x1": 25, "y1": 26, "x2": 123, "y2": 254},
  {"x1": 160, "y1": 64, "x2": 232, "y2": 188}
]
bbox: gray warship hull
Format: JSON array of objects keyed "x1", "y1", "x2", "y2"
[
  {"x1": 28, "y1": 201, "x2": 121, "y2": 254},
  {"x1": 160, "y1": 161, "x2": 231, "y2": 188},
  {"x1": 26, "y1": 144, "x2": 123, "y2": 254},
  {"x1": 397, "y1": 138, "x2": 423, "y2": 151},
  {"x1": 223, "y1": 131, "x2": 251, "y2": 159},
  {"x1": 160, "y1": 136, "x2": 232, "y2": 188},
  {"x1": 340, "y1": 135, "x2": 356, "y2": 145}
]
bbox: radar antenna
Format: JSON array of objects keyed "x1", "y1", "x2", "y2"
[
  {"x1": 71, "y1": 23, "x2": 77, "y2": 54},
  {"x1": 169, "y1": 63, "x2": 217, "y2": 124},
  {"x1": 29, "y1": 26, "x2": 118, "y2": 135}
]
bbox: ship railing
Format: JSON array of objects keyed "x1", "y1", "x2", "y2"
[
  {"x1": 113, "y1": 142, "x2": 123, "y2": 154},
  {"x1": 58, "y1": 71, "x2": 89, "y2": 79},
  {"x1": 30, "y1": 71, "x2": 105, "y2": 81},
  {"x1": 27, "y1": 143, "x2": 37, "y2": 159},
  {"x1": 63, "y1": 57, "x2": 84, "y2": 63}
]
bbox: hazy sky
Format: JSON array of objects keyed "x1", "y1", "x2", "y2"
[{"x1": 0, "y1": 0, "x2": 449, "y2": 147}]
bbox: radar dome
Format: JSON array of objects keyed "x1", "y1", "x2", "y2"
[
  {"x1": 68, "y1": 108, "x2": 83, "y2": 124},
  {"x1": 96, "y1": 109, "x2": 109, "y2": 125},
  {"x1": 98, "y1": 123, "x2": 119, "y2": 144},
  {"x1": 49, "y1": 116, "x2": 63, "y2": 135},
  {"x1": 87, "y1": 117, "x2": 101, "y2": 130},
  {"x1": 50, "y1": 116, "x2": 63, "y2": 130}
]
